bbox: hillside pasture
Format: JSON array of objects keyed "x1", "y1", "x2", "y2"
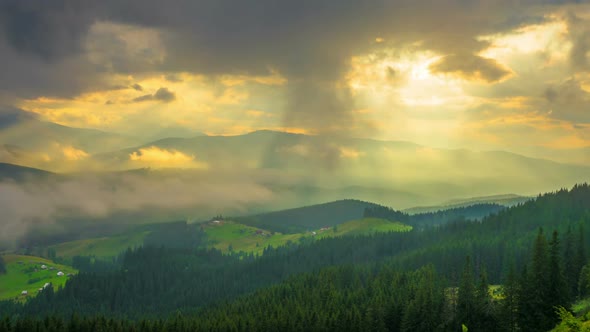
[{"x1": 0, "y1": 254, "x2": 77, "y2": 301}]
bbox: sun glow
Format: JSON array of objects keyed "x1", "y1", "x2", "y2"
[
  {"x1": 478, "y1": 17, "x2": 571, "y2": 66},
  {"x1": 348, "y1": 50, "x2": 473, "y2": 109}
]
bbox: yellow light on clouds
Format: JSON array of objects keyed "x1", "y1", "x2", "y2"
[
  {"x1": 348, "y1": 50, "x2": 474, "y2": 108},
  {"x1": 129, "y1": 146, "x2": 208, "y2": 169},
  {"x1": 62, "y1": 146, "x2": 90, "y2": 161},
  {"x1": 478, "y1": 17, "x2": 571, "y2": 65}
]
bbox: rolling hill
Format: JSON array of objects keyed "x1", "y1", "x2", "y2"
[
  {"x1": 234, "y1": 199, "x2": 383, "y2": 233},
  {"x1": 204, "y1": 217, "x2": 411, "y2": 254}
]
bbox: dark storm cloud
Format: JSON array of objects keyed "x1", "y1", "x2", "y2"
[
  {"x1": 132, "y1": 87, "x2": 176, "y2": 103},
  {"x1": 0, "y1": 0, "x2": 95, "y2": 61},
  {"x1": 131, "y1": 83, "x2": 143, "y2": 91},
  {"x1": 566, "y1": 11, "x2": 590, "y2": 71},
  {"x1": 542, "y1": 79, "x2": 590, "y2": 122}
]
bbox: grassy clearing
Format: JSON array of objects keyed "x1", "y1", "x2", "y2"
[
  {"x1": 43, "y1": 218, "x2": 412, "y2": 259},
  {"x1": 318, "y1": 218, "x2": 412, "y2": 238},
  {"x1": 203, "y1": 221, "x2": 301, "y2": 255},
  {"x1": 0, "y1": 254, "x2": 77, "y2": 301},
  {"x1": 204, "y1": 218, "x2": 412, "y2": 255},
  {"x1": 49, "y1": 231, "x2": 150, "y2": 260}
]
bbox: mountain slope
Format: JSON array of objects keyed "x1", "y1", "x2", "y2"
[
  {"x1": 0, "y1": 118, "x2": 141, "y2": 154},
  {"x1": 234, "y1": 199, "x2": 384, "y2": 233}
]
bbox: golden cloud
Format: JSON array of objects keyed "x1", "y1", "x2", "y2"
[
  {"x1": 129, "y1": 146, "x2": 208, "y2": 169},
  {"x1": 62, "y1": 146, "x2": 89, "y2": 161}
]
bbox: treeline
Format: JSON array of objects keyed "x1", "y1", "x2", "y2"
[
  {"x1": 0, "y1": 184, "x2": 589, "y2": 328},
  {"x1": 408, "y1": 203, "x2": 505, "y2": 228},
  {"x1": 142, "y1": 221, "x2": 206, "y2": 249},
  {"x1": 362, "y1": 205, "x2": 409, "y2": 222},
  {"x1": 363, "y1": 203, "x2": 505, "y2": 228},
  {"x1": 0, "y1": 255, "x2": 5, "y2": 275}
]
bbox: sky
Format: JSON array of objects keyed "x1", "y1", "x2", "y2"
[{"x1": 0, "y1": 0, "x2": 589, "y2": 164}]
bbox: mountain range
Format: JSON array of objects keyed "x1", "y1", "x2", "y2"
[{"x1": 0, "y1": 119, "x2": 588, "y2": 210}]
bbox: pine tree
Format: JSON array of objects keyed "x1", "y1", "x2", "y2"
[
  {"x1": 457, "y1": 256, "x2": 476, "y2": 330},
  {"x1": 518, "y1": 228, "x2": 551, "y2": 332},
  {"x1": 474, "y1": 267, "x2": 496, "y2": 331},
  {"x1": 575, "y1": 224, "x2": 587, "y2": 289},
  {"x1": 563, "y1": 226, "x2": 577, "y2": 300},
  {"x1": 578, "y1": 264, "x2": 590, "y2": 298},
  {"x1": 548, "y1": 230, "x2": 570, "y2": 311},
  {"x1": 499, "y1": 264, "x2": 519, "y2": 332}
]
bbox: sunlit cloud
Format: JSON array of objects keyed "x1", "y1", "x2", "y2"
[
  {"x1": 478, "y1": 17, "x2": 571, "y2": 67},
  {"x1": 62, "y1": 146, "x2": 89, "y2": 161},
  {"x1": 129, "y1": 146, "x2": 208, "y2": 169}
]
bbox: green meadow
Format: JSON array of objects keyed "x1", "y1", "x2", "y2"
[
  {"x1": 319, "y1": 217, "x2": 412, "y2": 237},
  {"x1": 48, "y1": 231, "x2": 150, "y2": 261},
  {"x1": 0, "y1": 254, "x2": 77, "y2": 301},
  {"x1": 204, "y1": 218, "x2": 412, "y2": 255},
  {"x1": 41, "y1": 218, "x2": 411, "y2": 260}
]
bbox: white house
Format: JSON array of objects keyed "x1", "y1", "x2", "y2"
[
  {"x1": 57, "y1": 271, "x2": 65, "y2": 276},
  {"x1": 40, "y1": 265, "x2": 47, "y2": 270},
  {"x1": 21, "y1": 290, "x2": 28, "y2": 296}
]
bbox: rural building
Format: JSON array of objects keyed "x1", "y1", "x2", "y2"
[
  {"x1": 40, "y1": 264, "x2": 47, "y2": 270},
  {"x1": 57, "y1": 271, "x2": 65, "y2": 276},
  {"x1": 21, "y1": 290, "x2": 28, "y2": 296}
]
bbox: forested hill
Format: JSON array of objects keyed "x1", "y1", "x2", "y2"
[
  {"x1": 237, "y1": 198, "x2": 505, "y2": 234},
  {"x1": 1, "y1": 184, "x2": 589, "y2": 331},
  {"x1": 235, "y1": 199, "x2": 381, "y2": 233},
  {"x1": 363, "y1": 202, "x2": 506, "y2": 228}
]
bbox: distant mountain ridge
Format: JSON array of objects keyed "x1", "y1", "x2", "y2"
[
  {"x1": 0, "y1": 162, "x2": 52, "y2": 181},
  {"x1": 93, "y1": 130, "x2": 590, "y2": 203},
  {"x1": 404, "y1": 194, "x2": 531, "y2": 214}
]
